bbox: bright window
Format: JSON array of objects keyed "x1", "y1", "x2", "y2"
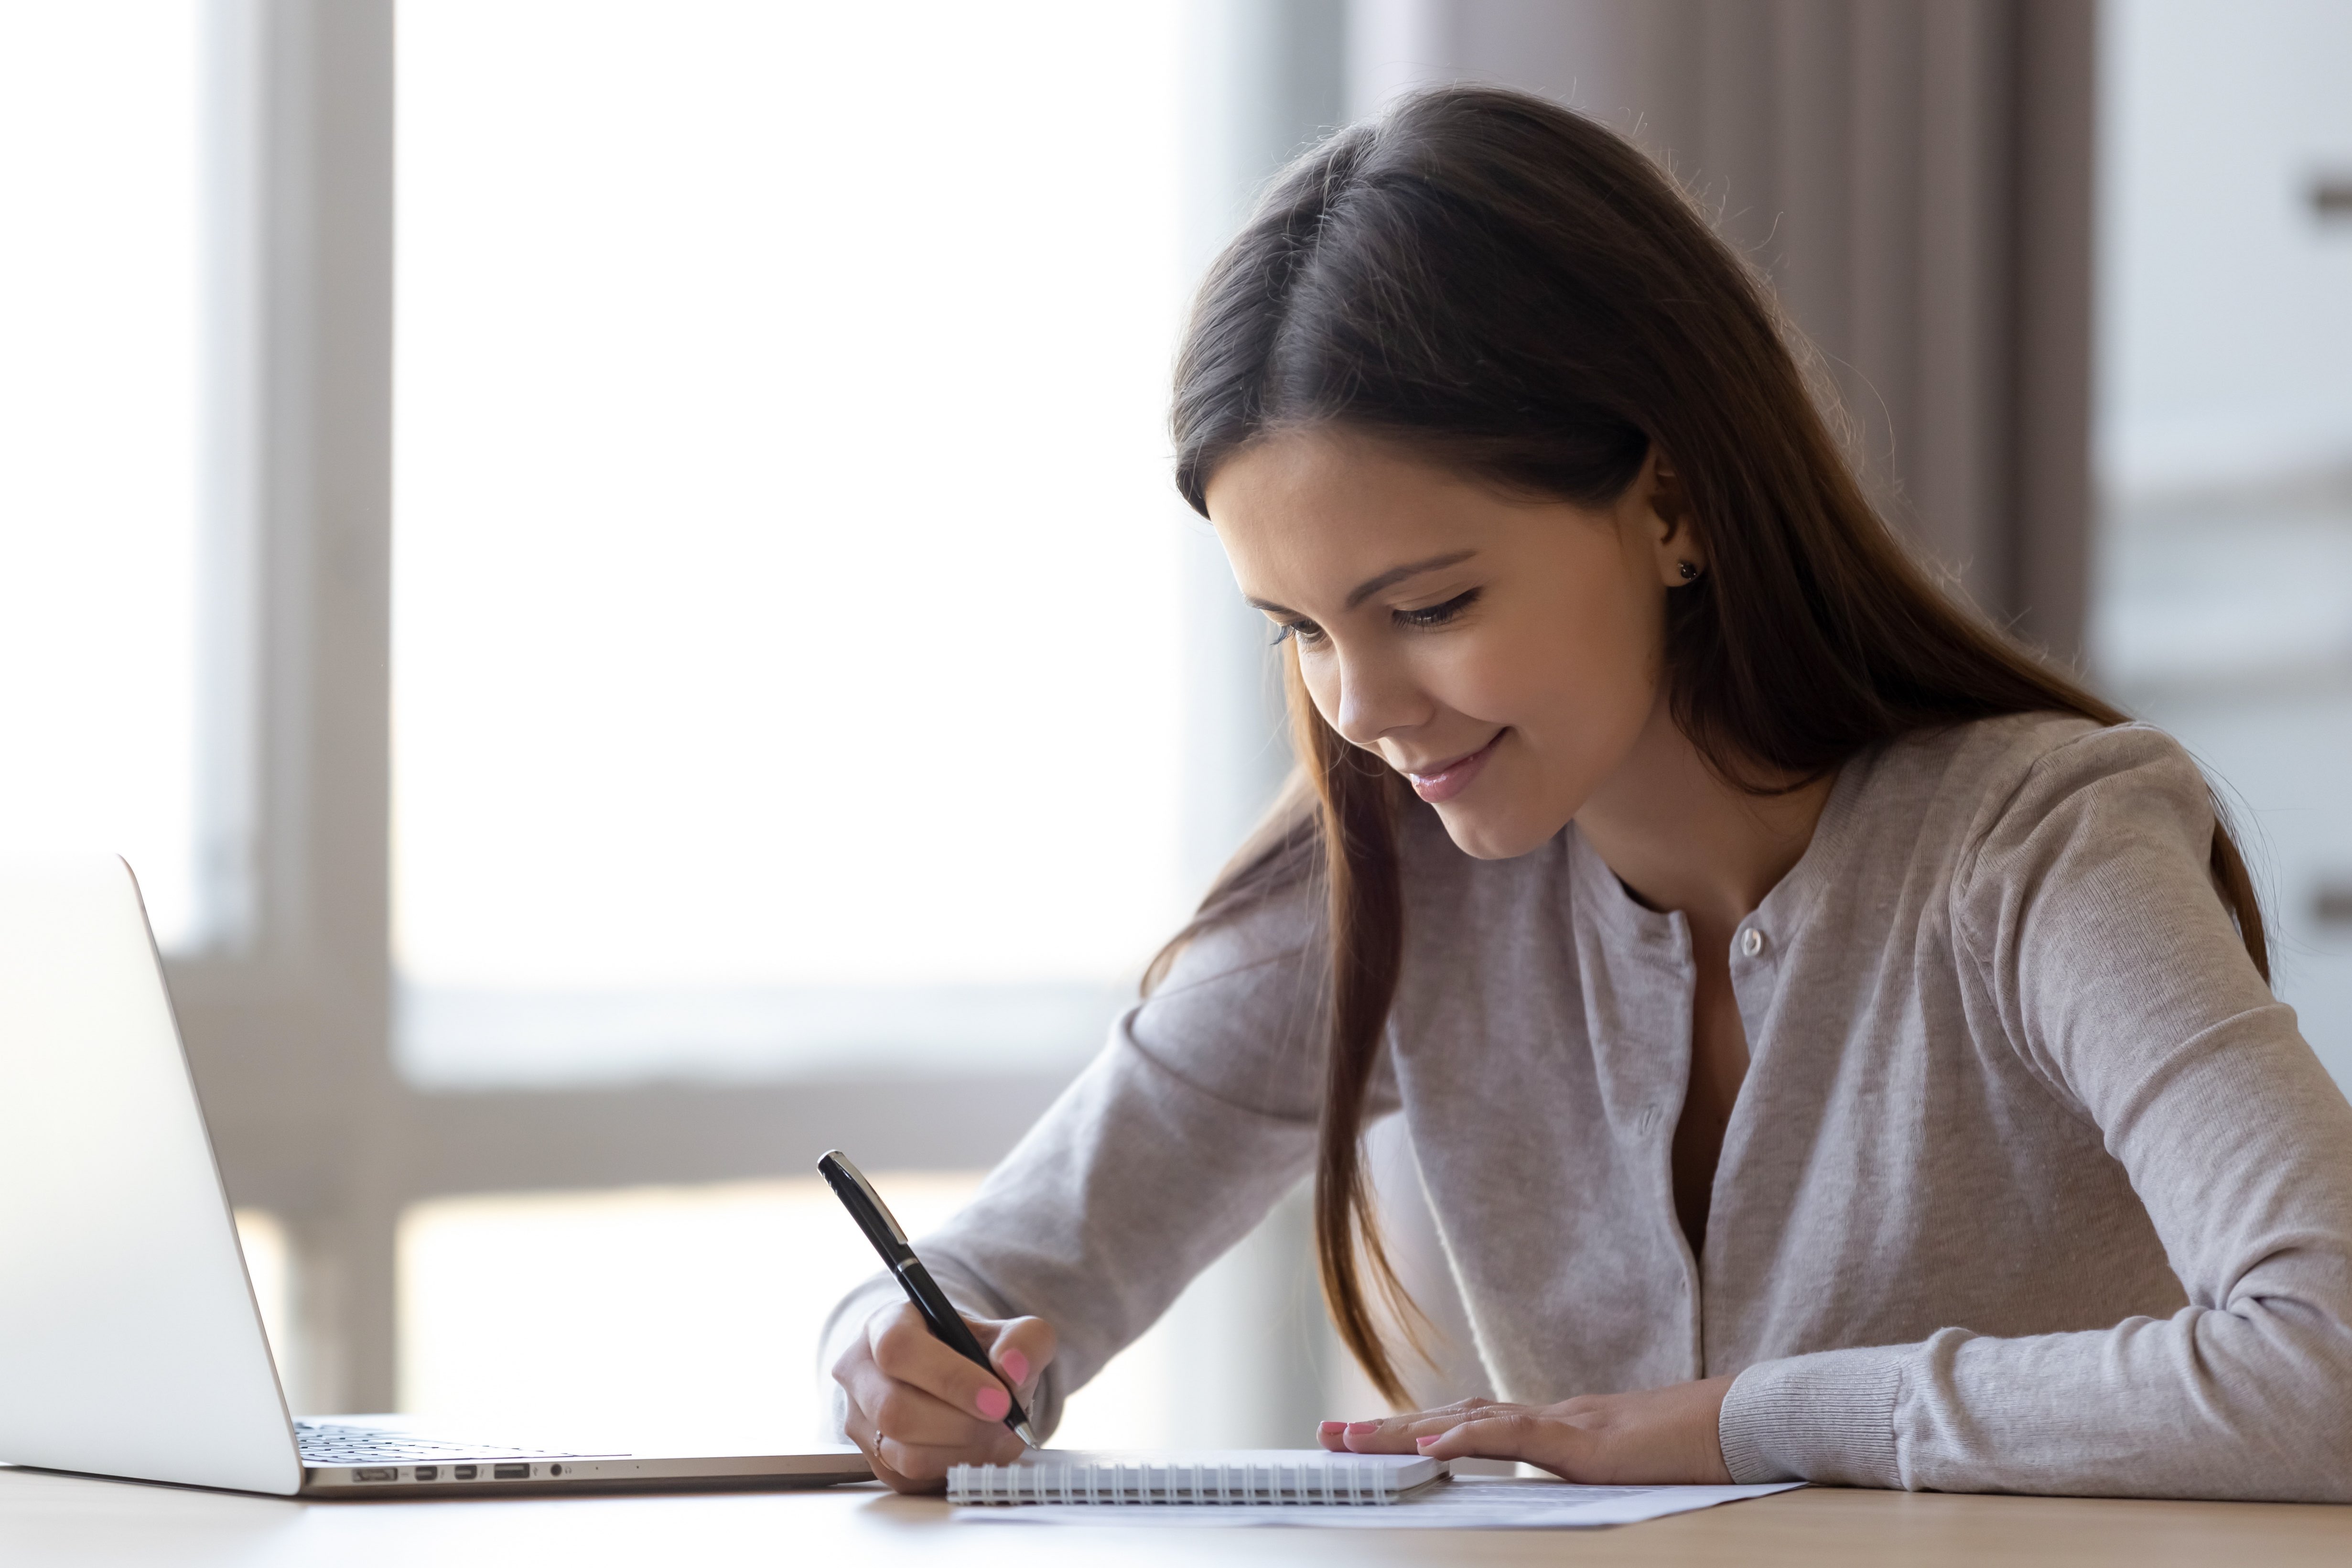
[
  {"x1": 393, "y1": 0, "x2": 1193, "y2": 1084},
  {"x1": 0, "y1": 5, "x2": 205, "y2": 947}
]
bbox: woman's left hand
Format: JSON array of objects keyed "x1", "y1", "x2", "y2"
[{"x1": 1317, "y1": 1375, "x2": 1737, "y2": 1484}]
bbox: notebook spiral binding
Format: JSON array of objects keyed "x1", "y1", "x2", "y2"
[{"x1": 948, "y1": 1456, "x2": 1409, "y2": 1506}]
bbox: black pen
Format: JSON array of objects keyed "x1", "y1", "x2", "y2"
[{"x1": 818, "y1": 1149, "x2": 1039, "y2": 1448}]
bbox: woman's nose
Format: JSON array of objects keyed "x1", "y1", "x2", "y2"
[{"x1": 1327, "y1": 643, "x2": 1430, "y2": 748}]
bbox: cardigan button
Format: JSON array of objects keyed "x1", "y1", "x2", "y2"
[{"x1": 1739, "y1": 927, "x2": 1765, "y2": 957}]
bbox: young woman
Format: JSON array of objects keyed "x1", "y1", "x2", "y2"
[{"x1": 823, "y1": 87, "x2": 2352, "y2": 1499}]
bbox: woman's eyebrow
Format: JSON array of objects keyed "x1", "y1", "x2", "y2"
[
  {"x1": 1343, "y1": 549, "x2": 1477, "y2": 609},
  {"x1": 1242, "y1": 549, "x2": 1479, "y2": 618}
]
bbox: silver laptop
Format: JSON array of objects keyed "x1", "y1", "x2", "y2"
[{"x1": 0, "y1": 854, "x2": 872, "y2": 1497}]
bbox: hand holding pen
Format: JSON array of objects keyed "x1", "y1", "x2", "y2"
[{"x1": 821, "y1": 1151, "x2": 1056, "y2": 1492}]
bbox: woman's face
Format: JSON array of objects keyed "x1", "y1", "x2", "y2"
[{"x1": 1206, "y1": 427, "x2": 1693, "y2": 860}]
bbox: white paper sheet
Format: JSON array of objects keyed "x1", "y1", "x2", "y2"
[{"x1": 954, "y1": 1475, "x2": 1803, "y2": 1528}]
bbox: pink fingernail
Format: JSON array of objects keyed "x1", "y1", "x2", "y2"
[
  {"x1": 1416, "y1": 1435, "x2": 1439, "y2": 1447},
  {"x1": 1346, "y1": 1421, "x2": 1379, "y2": 1435},
  {"x1": 1318, "y1": 1421, "x2": 1345, "y2": 1435},
  {"x1": 975, "y1": 1386, "x2": 1010, "y2": 1420},
  {"x1": 1000, "y1": 1349, "x2": 1030, "y2": 1386}
]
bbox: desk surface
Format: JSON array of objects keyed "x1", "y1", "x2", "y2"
[{"x1": 2, "y1": 1468, "x2": 2346, "y2": 1567}]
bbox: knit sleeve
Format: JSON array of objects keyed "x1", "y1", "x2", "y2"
[
  {"x1": 1722, "y1": 722, "x2": 2352, "y2": 1499},
  {"x1": 818, "y1": 885, "x2": 1348, "y2": 1441}
]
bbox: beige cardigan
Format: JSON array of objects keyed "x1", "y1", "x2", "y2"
[{"x1": 822, "y1": 714, "x2": 2352, "y2": 1499}]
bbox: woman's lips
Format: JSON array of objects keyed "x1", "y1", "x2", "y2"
[{"x1": 1402, "y1": 733, "x2": 1504, "y2": 803}]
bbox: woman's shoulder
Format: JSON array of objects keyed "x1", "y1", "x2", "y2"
[
  {"x1": 1868, "y1": 710, "x2": 2198, "y2": 810},
  {"x1": 1866, "y1": 711, "x2": 2216, "y2": 898},
  {"x1": 1130, "y1": 871, "x2": 1330, "y2": 1119},
  {"x1": 1148, "y1": 876, "x2": 1319, "y2": 1001}
]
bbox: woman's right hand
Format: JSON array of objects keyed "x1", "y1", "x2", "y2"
[{"x1": 831, "y1": 1301, "x2": 1057, "y2": 1493}]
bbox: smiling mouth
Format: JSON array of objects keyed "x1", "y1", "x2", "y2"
[{"x1": 1400, "y1": 732, "x2": 1505, "y2": 804}]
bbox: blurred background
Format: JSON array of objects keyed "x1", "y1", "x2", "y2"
[{"x1": 0, "y1": 0, "x2": 2345, "y2": 1450}]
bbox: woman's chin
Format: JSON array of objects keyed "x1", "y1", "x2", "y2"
[{"x1": 1430, "y1": 800, "x2": 1563, "y2": 861}]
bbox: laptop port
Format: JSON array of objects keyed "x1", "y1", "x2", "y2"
[
  {"x1": 494, "y1": 1463, "x2": 530, "y2": 1480},
  {"x1": 413, "y1": 1466, "x2": 437, "y2": 1481},
  {"x1": 354, "y1": 1468, "x2": 396, "y2": 1482},
  {"x1": 453, "y1": 1465, "x2": 477, "y2": 1481}
]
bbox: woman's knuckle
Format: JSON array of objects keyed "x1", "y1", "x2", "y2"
[
  {"x1": 874, "y1": 1387, "x2": 922, "y2": 1434},
  {"x1": 874, "y1": 1328, "x2": 931, "y2": 1377}
]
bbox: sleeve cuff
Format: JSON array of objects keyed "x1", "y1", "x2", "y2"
[{"x1": 1718, "y1": 1346, "x2": 1907, "y2": 1487}]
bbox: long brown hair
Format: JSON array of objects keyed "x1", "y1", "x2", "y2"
[{"x1": 1155, "y1": 87, "x2": 2268, "y2": 1404}]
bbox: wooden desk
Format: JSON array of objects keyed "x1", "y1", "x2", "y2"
[{"x1": 2, "y1": 1467, "x2": 2345, "y2": 1567}]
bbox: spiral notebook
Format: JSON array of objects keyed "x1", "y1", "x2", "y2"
[
  {"x1": 947, "y1": 1449, "x2": 1445, "y2": 1506},
  {"x1": 953, "y1": 1471, "x2": 1807, "y2": 1529}
]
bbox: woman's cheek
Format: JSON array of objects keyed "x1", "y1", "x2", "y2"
[
  {"x1": 1536, "y1": 617, "x2": 1662, "y2": 741},
  {"x1": 1445, "y1": 655, "x2": 1554, "y2": 741},
  {"x1": 1422, "y1": 634, "x2": 1521, "y2": 718}
]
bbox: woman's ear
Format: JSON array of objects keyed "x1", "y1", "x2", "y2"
[{"x1": 1645, "y1": 454, "x2": 1705, "y2": 587}]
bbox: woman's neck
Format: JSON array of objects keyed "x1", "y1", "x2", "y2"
[{"x1": 1574, "y1": 690, "x2": 1835, "y2": 936}]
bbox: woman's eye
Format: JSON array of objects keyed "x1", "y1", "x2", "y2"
[
  {"x1": 1395, "y1": 588, "x2": 1481, "y2": 628},
  {"x1": 1271, "y1": 619, "x2": 1327, "y2": 647}
]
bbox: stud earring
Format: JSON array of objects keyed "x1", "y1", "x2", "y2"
[{"x1": 1677, "y1": 560, "x2": 1700, "y2": 582}]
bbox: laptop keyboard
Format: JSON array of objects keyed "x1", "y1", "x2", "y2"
[{"x1": 294, "y1": 1421, "x2": 582, "y2": 1465}]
